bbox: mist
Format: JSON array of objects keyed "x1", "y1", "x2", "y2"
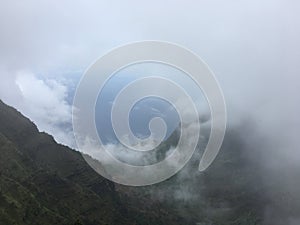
[{"x1": 0, "y1": 1, "x2": 299, "y2": 224}]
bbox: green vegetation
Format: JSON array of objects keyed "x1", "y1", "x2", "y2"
[
  {"x1": 0, "y1": 100, "x2": 185, "y2": 225},
  {"x1": 1, "y1": 99, "x2": 299, "y2": 225}
]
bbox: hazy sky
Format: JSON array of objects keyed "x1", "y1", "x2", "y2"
[
  {"x1": 1, "y1": 2, "x2": 300, "y2": 222},
  {"x1": 0, "y1": 0, "x2": 299, "y2": 157}
]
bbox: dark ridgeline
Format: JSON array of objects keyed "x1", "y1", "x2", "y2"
[
  {"x1": 1, "y1": 99, "x2": 299, "y2": 225},
  {"x1": 0, "y1": 100, "x2": 187, "y2": 225}
]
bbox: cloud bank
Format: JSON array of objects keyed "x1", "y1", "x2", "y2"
[{"x1": 0, "y1": 1, "x2": 299, "y2": 223}]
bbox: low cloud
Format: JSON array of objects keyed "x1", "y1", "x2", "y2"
[{"x1": 1, "y1": 71, "x2": 75, "y2": 147}]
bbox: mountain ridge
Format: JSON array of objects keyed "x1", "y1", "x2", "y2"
[{"x1": 0, "y1": 99, "x2": 187, "y2": 225}]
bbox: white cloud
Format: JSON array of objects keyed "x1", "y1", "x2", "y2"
[
  {"x1": 12, "y1": 71, "x2": 75, "y2": 147},
  {"x1": 0, "y1": 2, "x2": 299, "y2": 220},
  {"x1": 0, "y1": 0, "x2": 299, "y2": 167}
]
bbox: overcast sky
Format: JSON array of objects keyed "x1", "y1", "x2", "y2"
[{"x1": 0, "y1": 1, "x2": 299, "y2": 159}]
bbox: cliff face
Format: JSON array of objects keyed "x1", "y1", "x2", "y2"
[{"x1": 0, "y1": 100, "x2": 185, "y2": 225}]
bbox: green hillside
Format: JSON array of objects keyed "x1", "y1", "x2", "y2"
[
  {"x1": 1, "y1": 99, "x2": 299, "y2": 225},
  {"x1": 0, "y1": 100, "x2": 186, "y2": 225}
]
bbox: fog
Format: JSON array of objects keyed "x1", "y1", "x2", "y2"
[{"x1": 0, "y1": 1, "x2": 299, "y2": 224}]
